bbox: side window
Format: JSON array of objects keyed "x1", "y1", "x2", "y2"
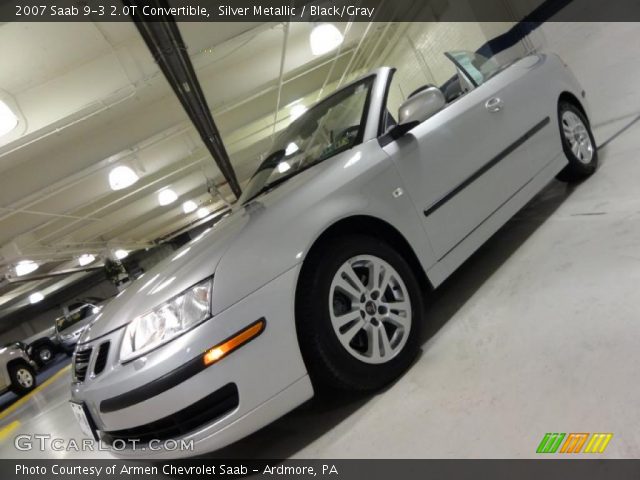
[{"x1": 445, "y1": 51, "x2": 502, "y2": 87}]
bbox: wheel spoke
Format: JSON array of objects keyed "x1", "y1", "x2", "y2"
[
  {"x1": 342, "y1": 264, "x2": 367, "y2": 294},
  {"x1": 571, "y1": 141, "x2": 581, "y2": 158},
  {"x1": 579, "y1": 142, "x2": 592, "y2": 162},
  {"x1": 386, "y1": 299, "x2": 411, "y2": 314},
  {"x1": 387, "y1": 312, "x2": 411, "y2": 330},
  {"x1": 371, "y1": 260, "x2": 391, "y2": 294},
  {"x1": 339, "y1": 319, "x2": 366, "y2": 344},
  {"x1": 378, "y1": 326, "x2": 392, "y2": 357},
  {"x1": 334, "y1": 275, "x2": 362, "y2": 300},
  {"x1": 332, "y1": 310, "x2": 362, "y2": 329},
  {"x1": 369, "y1": 326, "x2": 383, "y2": 361}
]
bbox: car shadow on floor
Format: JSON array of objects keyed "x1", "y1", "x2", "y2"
[{"x1": 200, "y1": 177, "x2": 585, "y2": 460}]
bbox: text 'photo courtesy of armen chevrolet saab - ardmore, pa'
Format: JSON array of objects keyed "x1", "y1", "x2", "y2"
[{"x1": 1, "y1": 0, "x2": 640, "y2": 479}]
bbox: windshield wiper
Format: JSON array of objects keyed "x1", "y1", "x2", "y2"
[{"x1": 244, "y1": 171, "x2": 296, "y2": 204}]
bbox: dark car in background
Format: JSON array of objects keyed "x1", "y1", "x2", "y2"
[{"x1": 23, "y1": 326, "x2": 63, "y2": 366}]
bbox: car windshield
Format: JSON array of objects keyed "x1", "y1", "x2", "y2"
[
  {"x1": 55, "y1": 304, "x2": 95, "y2": 332},
  {"x1": 241, "y1": 77, "x2": 373, "y2": 204}
]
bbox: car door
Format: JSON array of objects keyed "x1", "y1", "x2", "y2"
[{"x1": 382, "y1": 51, "x2": 555, "y2": 260}]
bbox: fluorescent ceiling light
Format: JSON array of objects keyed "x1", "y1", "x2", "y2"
[
  {"x1": 182, "y1": 200, "x2": 198, "y2": 214},
  {"x1": 285, "y1": 142, "x2": 299, "y2": 156},
  {"x1": 108, "y1": 166, "x2": 139, "y2": 191},
  {"x1": 29, "y1": 292, "x2": 44, "y2": 304},
  {"x1": 197, "y1": 207, "x2": 209, "y2": 219},
  {"x1": 310, "y1": 23, "x2": 344, "y2": 56},
  {"x1": 277, "y1": 161, "x2": 291, "y2": 174},
  {"x1": 0, "y1": 100, "x2": 18, "y2": 137},
  {"x1": 15, "y1": 260, "x2": 38, "y2": 277},
  {"x1": 115, "y1": 249, "x2": 128, "y2": 260},
  {"x1": 158, "y1": 188, "x2": 178, "y2": 206},
  {"x1": 78, "y1": 254, "x2": 96, "y2": 266},
  {"x1": 289, "y1": 104, "x2": 307, "y2": 120}
]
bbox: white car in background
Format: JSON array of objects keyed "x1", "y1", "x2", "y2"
[
  {"x1": 0, "y1": 342, "x2": 38, "y2": 397},
  {"x1": 70, "y1": 50, "x2": 597, "y2": 456}
]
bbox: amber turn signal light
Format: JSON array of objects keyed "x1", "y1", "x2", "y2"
[{"x1": 203, "y1": 319, "x2": 265, "y2": 366}]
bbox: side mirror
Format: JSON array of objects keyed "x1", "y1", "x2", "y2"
[{"x1": 398, "y1": 87, "x2": 446, "y2": 126}]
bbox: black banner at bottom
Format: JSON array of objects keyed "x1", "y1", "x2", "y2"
[{"x1": 3, "y1": 459, "x2": 640, "y2": 480}]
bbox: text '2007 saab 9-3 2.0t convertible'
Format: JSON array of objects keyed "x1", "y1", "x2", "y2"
[{"x1": 70, "y1": 50, "x2": 597, "y2": 457}]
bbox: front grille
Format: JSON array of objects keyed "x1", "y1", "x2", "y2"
[
  {"x1": 73, "y1": 347, "x2": 92, "y2": 382},
  {"x1": 102, "y1": 383, "x2": 238, "y2": 444},
  {"x1": 93, "y1": 342, "x2": 110, "y2": 376}
]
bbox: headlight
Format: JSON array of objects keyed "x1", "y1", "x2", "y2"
[{"x1": 119, "y1": 277, "x2": 212, "y2": 362}]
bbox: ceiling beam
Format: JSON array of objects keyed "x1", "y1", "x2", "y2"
[{"x1": 126, "y1": 0, "x2": 243, "y2": 199}]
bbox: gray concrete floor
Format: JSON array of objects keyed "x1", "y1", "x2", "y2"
[{"x1": 1, "y1": 23, "x2": 639, "y2": 460}]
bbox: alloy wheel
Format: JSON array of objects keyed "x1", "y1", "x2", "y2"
[
  {"x1": 16, "y1": 368, "x2": 34, "y2": 388},
  {"x1": 561, "y1": 110, "x2": 594, "y2": 165},
  {"x1": 39, "y1": 348, "x2": 52, "y2": 362},
  {"x1": 329, "y1": 254, "x2": 412, "y2": 364}
]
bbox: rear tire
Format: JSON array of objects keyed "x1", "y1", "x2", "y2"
[
  {"x1": 9, "y1": 363, "x2": 36, "y2": 396},
  {"x1": 556, "y1": 101, "x2": 598, "y2": 182},
  {"x1": 296, "y1": 235, "x2": 424, "y2": 392},
  {"x1": 35, "y1": 345, "x2": 54, "y2": 366}
]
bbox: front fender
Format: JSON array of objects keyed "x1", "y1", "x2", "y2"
[{"x1": 211, "y1": 139, "x2": 436, "y2": 317}]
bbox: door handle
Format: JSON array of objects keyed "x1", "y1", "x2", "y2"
[{"x1": 485, "y1": 97, "x2": 503, "y2": 112}]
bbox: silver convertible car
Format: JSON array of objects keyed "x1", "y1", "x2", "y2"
[{"x1": 71, "y1": 51, "x2": 597, "y2": 456}]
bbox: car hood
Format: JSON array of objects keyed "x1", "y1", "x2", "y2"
[
  {"x1": 79, "y1": 154, "x2": 342, "y2": 345},
  {"x1": 0, "y1": 344, "x2": 26, "y2": 359},
  {"x1": 79, "y1": 209, "x2": 250, "y2": 343}
]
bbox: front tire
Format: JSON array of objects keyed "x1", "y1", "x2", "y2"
[
  {"x1": 296, "y1": 235, "x2": 424, "y2": 392},
  {"x1": 556, "y1": 101, "x2": 598, "y2": 182},
  {"x1": 35, "y1": 345, "x2": 54, "y2": 366},
  {"x1": 9, "y1": 363, "x2": 37, "y2": 396}
]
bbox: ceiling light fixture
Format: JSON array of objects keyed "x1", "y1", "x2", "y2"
[
  {"x1": 0, "y1": 100, "x2": 18, "y2": 137},
  {"x1": 15, "y1": 260, "x2": 38, "y2": 277},
  {"x1": 115, "y1": 249, "x2": 128, "y2": 260},
  {"x1": 197, "y1": 207, "x2": 209, "y2": 219},
  {"x1": 78, "y1": 254, "x2": 96, "y2": 266},
  {"x1": 289, "y1": 104, "x2": 307, "y2": 120},
  {"x1": 29, "y1": 292, "x2": 44, "y2": 304},
  {"x1": 109, "y1": 166, "x2": 139, "y2": 191},
  {"x1": 182, "y1": 200, "x2": 198, "y2": 214},
  {"x1": 158, "y1": 188, "x2": 178, "y2": 206},
  {"x1": 309, "y1": 23, "x2": 344, "y2": 56}
]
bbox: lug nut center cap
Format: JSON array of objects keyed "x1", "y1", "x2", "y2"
[{"x1": 365, "y1": 301, "x2": 377, "y2": 316}]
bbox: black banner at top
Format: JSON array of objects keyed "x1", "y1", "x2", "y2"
[{"x1": 1, "y1": 0, "x2": 640, "y2": 22}]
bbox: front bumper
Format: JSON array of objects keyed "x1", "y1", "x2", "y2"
[{"x1": 70, "y1": 266, "x2": 313, "y2": 458}]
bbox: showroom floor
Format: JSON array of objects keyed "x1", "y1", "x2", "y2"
[{"x1": 1, "y1": 23, "x2": 639, "y2": 460}]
